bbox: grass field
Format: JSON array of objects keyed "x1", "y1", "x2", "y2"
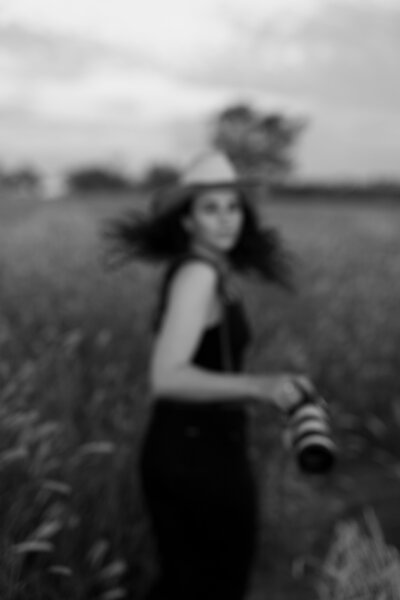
[{"x1": 1, "y1": 191, "x2": 400, "y2": 599}]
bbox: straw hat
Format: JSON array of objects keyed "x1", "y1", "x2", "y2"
[{"x1": 151, "y1": 149, "x2": 264, "y2": 218}]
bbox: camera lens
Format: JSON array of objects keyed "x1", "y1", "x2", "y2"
[
  {"x1": 286, "y1": 395, "x2": 337, "y2": 474},
  {"x1": 296, "y1": 437, "x2": 337, "y2": 473}
]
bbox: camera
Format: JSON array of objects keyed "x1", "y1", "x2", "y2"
[{"x1": 283, "y1": 386, "x2": 337, "y2": 474}]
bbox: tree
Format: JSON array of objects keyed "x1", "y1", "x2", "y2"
[
  {"x1": 67, "y1": 166, "x2": 133, "y2": 194},
  {"x1": 141, "y1": 163, "x2": 180, "y2": 189},
  {"x1": 1, "y1": 166, "x2": 42, "y2": 199},
  {"x1": 3, "y1": 167, "x2": 41, "y2": 189},
  {"x1": 211, "y1": 103, "x2": 307, "y2": 184}
]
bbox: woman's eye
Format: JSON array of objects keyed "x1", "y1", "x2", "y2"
[
  {"x1": 226, "y1": 202, "x2": 240, "y2": 213},
  {"x1": 201, "y1": 201, "x2": 240, "y2": 214}
]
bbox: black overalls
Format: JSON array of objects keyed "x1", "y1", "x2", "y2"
[{"x1": 139, "y1": 253, "x2": 258, "y2": 600}]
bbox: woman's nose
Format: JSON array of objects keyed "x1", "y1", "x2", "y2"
[
  {"x1": 218, "y1": 216, "x2": 232, "y2": 229},
  {"x1": 219, "y1": 209, "x2": 234, "y2": 222}
]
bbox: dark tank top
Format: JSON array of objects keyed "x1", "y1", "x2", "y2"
[
  {"x1": 152, "y1": 253, "x2": 252, "y2": 374},
  {"x1": 191, "y1": 301, "x2": 250, "y2": 372}
]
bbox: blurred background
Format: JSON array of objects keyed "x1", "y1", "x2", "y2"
[
  {"x1": 2, "y1": 0, "x2": 400, "y2": 189},
  {"x1": 1, "y1": 1, "x2": 400, "y2": 599}
]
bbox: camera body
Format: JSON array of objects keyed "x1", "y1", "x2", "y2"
[{"x1": 283, "y1": 388, "x2": 337, "y2": 473}]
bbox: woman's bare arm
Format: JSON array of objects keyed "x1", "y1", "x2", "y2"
[{"x1": 149, "y1": 261, "x2": 260, "y2": 402}]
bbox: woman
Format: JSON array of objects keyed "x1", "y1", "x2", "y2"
[{"x1": 105, "y1": 150, "x2": 312, "y2": 600}]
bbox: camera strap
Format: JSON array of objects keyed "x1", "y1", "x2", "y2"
[{"x1": 218, "y1": 274, "x2": 234, "y2": 373}]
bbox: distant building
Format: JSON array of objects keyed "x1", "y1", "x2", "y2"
[
  {"x1": 40, "y1": 173, "x2": 68, "y2": 201},
  {"x1": 0, "y1": 167, "x2": 70, "y2": 201}
]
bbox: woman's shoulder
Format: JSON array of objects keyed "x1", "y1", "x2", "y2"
[
  {"x1": 168, "y1": 254, "x2": 245, "y2": 303},
  {"x1": 158, "y1": 255, "x2": 216, "y2": 307},
  {"x1": 170, "y1": 259, "x2": 218, "y2": 292},
  {"x1": 152, "y1": 254, "x2": 240, "y2": 333},
  {"x1": 156, "y1": 260, "x2": 218, "y2": 332},
  {"x1": 165, "y1": 253, "x2": 221, "y2": 288}
]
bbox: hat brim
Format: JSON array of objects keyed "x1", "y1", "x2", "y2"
[
  {"x1": 151, "y1": 177, "x2": 265, "y2": 217},
  {"x1": 183, "y1": 177, "x2": 264, "y2": 190}
]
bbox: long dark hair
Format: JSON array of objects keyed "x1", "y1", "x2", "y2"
[{"x1": 102, "y1": 188, "x2": 295, "y2": 290}]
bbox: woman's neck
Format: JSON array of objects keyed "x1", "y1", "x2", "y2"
[{"x1": 188, "y1": 242, "x2": 231, "y2": 275}]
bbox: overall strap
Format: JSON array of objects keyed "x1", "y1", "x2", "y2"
[{"x1": 183, "y1": 251, "x2": 234, "y2": 372}]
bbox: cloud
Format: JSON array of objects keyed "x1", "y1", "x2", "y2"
[
  {"x1": 299, "y1": 106, "x2": 400, "y2": 178},
  {"x1": 0, "y1": 112, "x2": 159, "y2": 171},
  {"x1": 172, "y1": 1, "x2": 400, "y2": 112},
  {"x1": 0, "y1": 0, "x2": 324, "y2": 123},
  {"x1": 1, "y1": 25, "x2": 98, "y2": 79},
  {"x1": 1, "y1": 0, "x2": 400, "y2": 177},
  {"x1": 3, "y1": 0, "x2": 234, "y2": 71},
  {"x1": 26, "y1": 65, "x2": 235, "y2": 123}
]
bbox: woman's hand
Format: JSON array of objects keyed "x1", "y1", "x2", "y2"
[{"x1": 253, "y1": 373, "x2": 315, "y2": 413}]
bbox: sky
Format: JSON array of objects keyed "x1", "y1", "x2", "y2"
[{"x1": 1, "y1": 0, "x2": 400, "y2": 180}]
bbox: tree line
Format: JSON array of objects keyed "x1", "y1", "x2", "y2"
[
  {"x1": 67, "y1": 104, "x2": 304, "y2": 192},
  {"x1": 0, "y1": 103, "x2": 303, "y2": 195},
  {"x1": 1, "y1": 103, "x2": 400, "y2": 201}
]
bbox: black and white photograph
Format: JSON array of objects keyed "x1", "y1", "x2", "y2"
[{"x1": 1, "y1": 0, "x2": 400, "y2": 598}]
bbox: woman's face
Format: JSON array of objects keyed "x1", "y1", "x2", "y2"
[{"x1": 181, "y1": 189, "x2": 244, "y2": 255}]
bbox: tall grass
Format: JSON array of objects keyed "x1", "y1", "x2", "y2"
[
  {"x1": 316, "y1": 507, "x2": 400, "y2": 599},
  {"x1": 0, "y1": 193, "x2": 399, "y2": 598}
]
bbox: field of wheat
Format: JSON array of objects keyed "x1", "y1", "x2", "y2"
[{"x1": 0, "y1": 192, "x2": 399, "y2": 599}]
